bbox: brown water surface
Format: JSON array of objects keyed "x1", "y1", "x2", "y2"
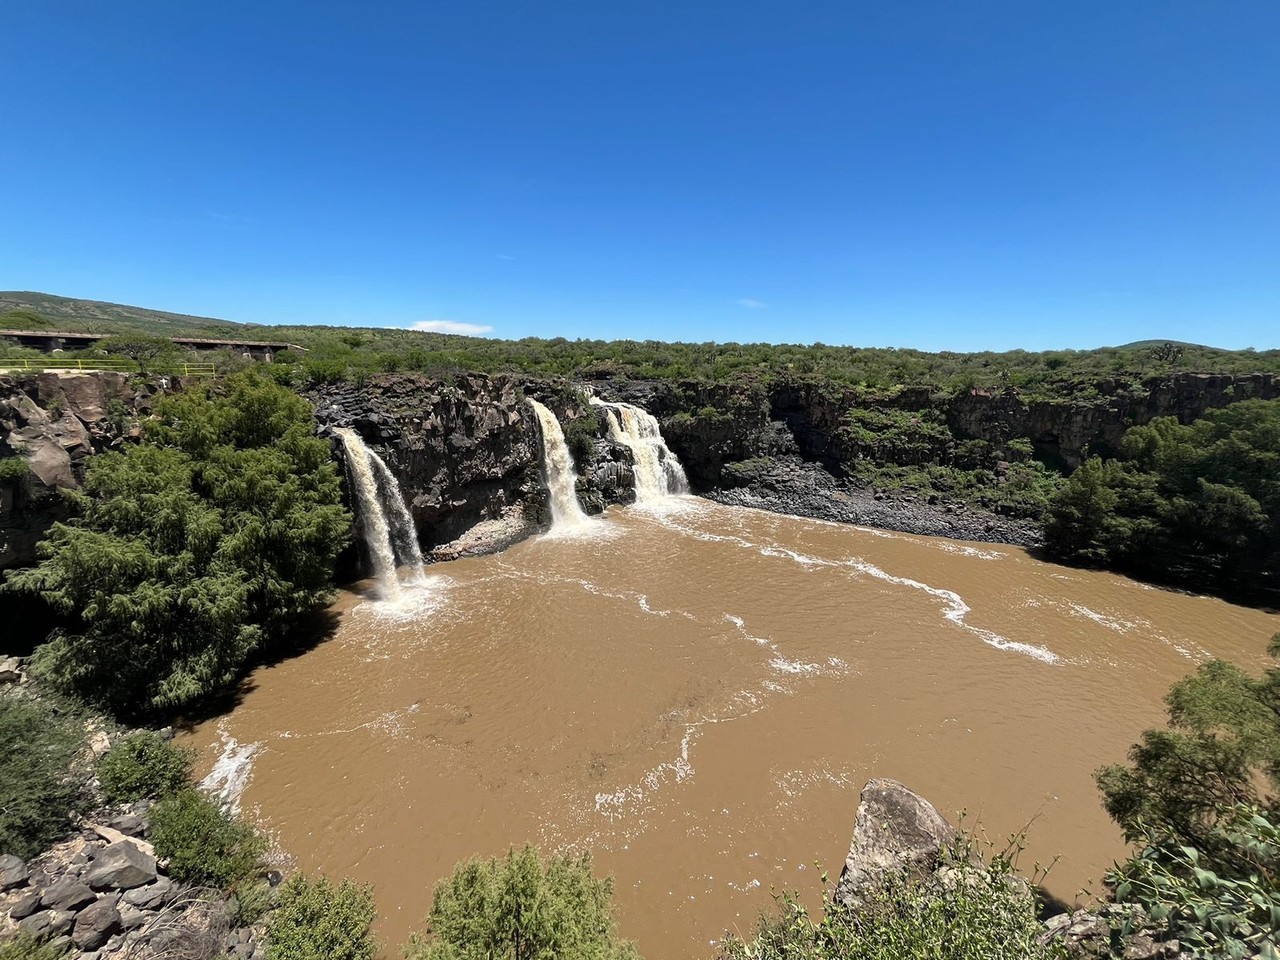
[{"x1": 186, "y1": 500, "x2": 1278, "y2": 959}]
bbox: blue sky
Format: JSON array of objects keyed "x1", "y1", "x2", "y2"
[{"x1": 3, "y1": 1, "x2": 1276, "y2": 350}]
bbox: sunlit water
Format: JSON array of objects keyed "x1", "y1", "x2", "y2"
[{"x1": 186, "y1": 499, "x2": 1278, "y2": 958}]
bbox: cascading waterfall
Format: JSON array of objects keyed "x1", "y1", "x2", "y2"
[
  {"x1": 370, "y1": 454, "x2": 427, "y2": 584},
  {"x1": 528, "y1": 399, "x2": 589, "y2": 530},
  {"x1": 589, "y1": 398, "x2": 690, "y2": 502},
  {"x1": 334, "y1": 427, "x2": 425, "y2": 599}
]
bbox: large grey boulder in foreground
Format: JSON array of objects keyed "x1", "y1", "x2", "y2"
[{"x1": 834, "y1": 777, "x2": 958, "y2": 907}]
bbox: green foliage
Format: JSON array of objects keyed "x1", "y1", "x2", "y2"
[
  {"x1": 0, "y1": 695, "x2": 87, "y2": 859},
  {"x1": 561, "y1": 408, "x2": 602, "y2": 471},
  {"x1": 405, "y1": 845, "x2": 640, "y2": 960},
  {"x1": 97, "y1": 731, "x2": 193, "y2": 804},
  {"x1": 0, "y1": 935, "x2": 71, "y2": 959},
  {"x1": 1109, "y1": 806, "x2": 1280, "y2": 960},
  {"x1": 8, "y1": 371, "x2": 352, "y2": 715},
  {"x1": 0, "y1": 456, "x2": 29, "y2": 486},
  {"x1": 1096, "y1": 636, "x2": 1280, "y2": 854},
  {"x1": 149, "y1": 787, "x2": 266, "y2": 889},
  {"x1": 720, "y1": 841, "x2": 1056, "y2": 960},
  {"x1": 95, "y1": 333, "x2": 182, "y2": 373},
  {"x1": 264, "y1": 874, "x2": 378, "y2": 960},
  {"x1": 1046, "y1": 400, "x2": 1280, "y2": 594}
]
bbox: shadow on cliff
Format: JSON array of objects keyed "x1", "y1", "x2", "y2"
[{"x1": 172, "y1": 605, "x2": 343, "y2": 731}]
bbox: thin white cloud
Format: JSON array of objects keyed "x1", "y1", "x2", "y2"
[
  {"x1": 409, "y1": 319, "x2": 495, "y2": 336},
  {"x1": 495, "y1": 254, "x2": 516, "y2": 261},
  {"x1": 735, "y1": 298, "x2": 767, "y2": 309}
]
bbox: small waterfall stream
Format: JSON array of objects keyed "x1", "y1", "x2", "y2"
[
  {"x1": 590, "y1": 398, "x2": 689, "y2": 501},
  {"x1": 528, "y1": 399, "x2": 589, "y2": 531},
  {"x1": 335, "y1": 427, "x2": 426, "y2": 599}
]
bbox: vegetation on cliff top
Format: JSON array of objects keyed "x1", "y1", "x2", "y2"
[
  {"x1": 4, "y1": 371, "x2": 351, "y2": 716},
  {"x1": 1045, "y1": 398, "x2": 1280, "y2": 596},
  {"x1": 5, "y1": 292, "x2": 1280, "y2": 400}
]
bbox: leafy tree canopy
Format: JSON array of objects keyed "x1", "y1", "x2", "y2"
[
  {"x1": 6, "y1": 372, "x2": 351, "y2": 716},
  {"x1": 1046, "y1": 399, "x2": 1280, "y2": 595}
]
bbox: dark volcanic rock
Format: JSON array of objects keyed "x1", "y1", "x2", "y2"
[
  {"x1": 834, "y1": 778, "x2": 958, "y2": 908},
  {"x1": 71, "y1": 895, "x2": 122, "y2": 951},
  {"x1": 0, "y1": 853, "x2": 29, "y2": 889},
  {"x1": 39, "y1": 876, "x2": 97, "y2": 911},
  {"x1": 84, "y1": 841, "x2": 157, "y2": 890}
]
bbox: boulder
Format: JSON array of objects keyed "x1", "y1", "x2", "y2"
[
  {"x1": 834, "y1": 778, "x2": 957, "y2": 907},
  {"x1": 40, "y1": 876, "x2": 97, "y2": 911},
  {"x1": 0, "y1": 656, "x2": 23, "y2": 685},
  {"x1": 18, "y1": 908, "x2": 74, "y2": 939},
  {"x1": 9, "y1": 890, "x2": 42, "y2": 919},
  {"x1": 0, "y1": 852, "x2": 29, "y2": 889},
  {"x1": 72, "y1": 896, "x2": 122, "y2": 951},
  {"x1": 122, "y1": 876, "x2": 173, "y2": 909},
  {"x1": 84, "y1": 841, "x2": 157, "y2": 890}
]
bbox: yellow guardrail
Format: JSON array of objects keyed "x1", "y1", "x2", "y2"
[{"x1": 0, "y1": 357, "x2": 217, "y2": 376}]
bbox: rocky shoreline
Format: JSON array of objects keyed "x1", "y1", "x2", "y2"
[{"x1": 701, "y1": 454, "x2": 1043, "y2": 547}]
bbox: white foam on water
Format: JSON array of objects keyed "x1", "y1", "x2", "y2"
[
  {"x1": 1066, "y1": 602, "x2": 1139, "y2": 633},
  {"x1": 354, "y1": 576, "x2": 453, "y2": 626},
  {"x1": 200, "y1": 728, "x2": 261, "y2": 815},
  {"x1": 846, "y1": 558, "x2": 1061, "y2": 663}
]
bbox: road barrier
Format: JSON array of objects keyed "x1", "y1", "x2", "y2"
[{"x1": 0, "y1": 358, "x2": 217, "y2": 376}]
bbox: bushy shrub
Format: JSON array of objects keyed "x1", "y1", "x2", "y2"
[
  {"x1": 0, "y1": 457, "x2": 28, "y2": 487},
  {"x1": 97, "y1": 731, "x2": 193, "y2": 804},
  {"x1": 561, "y1": 408, "x2": 602, "y2": 470},
  {"x1": 264, "y1": 874, "x2": 378, "y2": 960},
  {"x1": 1110, "y1": 806, "x2": 1280, "y2": 959},
  {"x1": 719, "y1": 841, "x2": 1056, "y2": 960},
  {"x1": 150, "y1": 787, "x2": 265, "y2": 888},
  {"x1": 0, "y1": 695, "x2": 87, "y2": 859},
  {"x1": 405, "y1": 845, "x2": 639, "y2": 960}
]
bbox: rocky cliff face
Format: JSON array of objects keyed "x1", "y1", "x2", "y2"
[
  {"x1": 308, "y1": 374, "x2": 634, "y2": 562},
  {"x1": 0, "y1": 373, "x2": 163, "y2": 571}
]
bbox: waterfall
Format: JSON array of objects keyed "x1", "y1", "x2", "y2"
[
  {"x1": 528, "y1": 399, "x2": 589, "y2": 530},
  {"x1": 590, "y1": 398, "x2": 689, "y2": 502},
  {"x1": 334, "y1": 428, "x2": 425, "y2": 599},
  {"x1": 370, "y1": 454, "x2": 427, "y2": 584}
]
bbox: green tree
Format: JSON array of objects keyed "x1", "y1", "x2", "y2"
[
  {"x1": 1096, "y1": 635, "x2": 1280, "y2": 853},
  {"x1": 7, "y1": 372, "x2": 351, "y2": 715},
  {"x1": 96, "y1": 332, "x2": 182, "y2": 373},
  {"x1": 405, "y1": 845, "x2": 640, "y2": 960},
  {"x1": 265, "y1": 874, "x2": 378, "y2": 960}
]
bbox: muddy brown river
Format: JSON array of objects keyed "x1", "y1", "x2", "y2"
[{"x1": 186, "y1": 499, "x2": 1278, "y2": 959}]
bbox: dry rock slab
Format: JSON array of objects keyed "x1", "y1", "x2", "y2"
[
  {"x1": 84, "y1": 840, "x2": 157, "y2": 890},
  {"x1": 72, "y1": 896, "x2": 122, "y2": 951},
  {"x1": 834, "y1": 777, "x2": 958, "y2": 907},
  {"x1": 0, "y1": 852, "x2": 28, "y2": 889},
  {"x1": 40, "y1": 876, "x2": 97, "y2": 911}
]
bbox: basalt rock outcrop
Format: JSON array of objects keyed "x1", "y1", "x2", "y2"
[
  {"x1": 308, "y1": 374, "x2": 635, "y2": 563},
  {"x1": 0, "y1": 372, "x2": 166, "y2": 572}
]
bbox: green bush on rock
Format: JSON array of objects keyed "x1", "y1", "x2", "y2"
[
  {"x1": 150, "y1": 787, "x2": 266, "y2": 889},
  {"x1": 97, "y1": 731, "x2": 193, "y2": 804},
  {"x1": 264, "y1": 874, "x2": 378, "y2": 960},
  {"x1": 0, "y1": 695, "x2": 87, "y2": 860},
  {"x1": 719, "y1": 842, "x2": 1057, "y2": 960},
  {"x1": 405, "y1": 845, "x2": 639, "y2": 960}
]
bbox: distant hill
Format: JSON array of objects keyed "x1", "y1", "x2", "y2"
[
  {"x1": 0, "y1": 291, "x2": 252, "y2": 338},
  {"x1": 1114, "y1": 339, "x2": 1219, "y2": 351}
]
